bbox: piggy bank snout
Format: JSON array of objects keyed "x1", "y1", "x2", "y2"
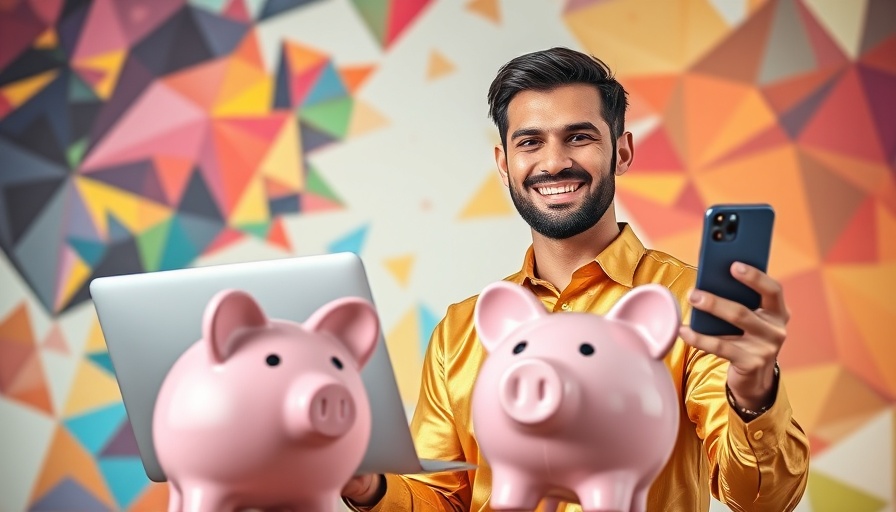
[
  {"x1": 286, "y1": 376, "x2": 357, "y2": 440},
  {"x1": 499, "y1": 359, "x2": 567, "y2": 426}
]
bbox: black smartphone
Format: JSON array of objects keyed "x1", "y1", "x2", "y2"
[{"x1": 690, "y1": 203, "x2": 775, "y2": 336}]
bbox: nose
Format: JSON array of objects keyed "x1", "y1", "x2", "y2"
[
  {"x1": 541, "y1": 141, "x2": 573, "y2": 175},
  {"x1": 286, "y1": 375, "x2": 357, "y2": 440},
  {"x1": 499, "y1": 359, "x2": 565, "y2": 426}
]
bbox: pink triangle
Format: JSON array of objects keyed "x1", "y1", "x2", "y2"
[
  {"x1": 223, "y1": 0, "x2": 251, "y2": 22},
  {"x1": 82, "y1": 82, "x2": 207, "y2": 171},
  {"x1": 795, "y1": 0, "x2": 850, "y2": 68},
  {"x1": 385, "y1": 0, "x2": 432, "y2": 48},
  {"x1": 632, "y1": 126, "x2": 685, "y2": 171},
  {"x1": 112, "y1": 0, "x2": 183, "y2": 45},
  {"x1": 73, "y1": 0, "x2": 128, "y2": 59},
  {"x1": 203, "y1": 227, "x2": 245, "y2": 256},
  {"x1": 42, "y1": 325, "x2": 69, "y2": 354},
  {"x1": 564, "y1": 0, "x2": 608, "y2": 13},
  {"x1": 799, "y1": 68, "x2": 886, "y2": 161},
  {"x1": 100, "y1": 421, "x2": 141, "y2": 457},
  {"x1": 26, "y1": 0, "x2": 63, "y2": 25},
  {"x1": 825, "y1": 197, "x2": 878, "y2": 263},
  {"x1": 300, "y1": 193, "x2": 342, "y2": 213}
]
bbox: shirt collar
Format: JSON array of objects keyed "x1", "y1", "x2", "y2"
[{"x1": 514, "y1": 223, "x2": 646, "y2": 288}]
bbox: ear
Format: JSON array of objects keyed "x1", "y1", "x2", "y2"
[
  {"x1": 494, "y1": 145, "x2": 509, "y2": 187},
  {"x1": 605, "y1": 284, "x2": 680, "y2": 360},
  {"x1": 615, "y1": 131, "x2": 635, "y2": 176},
  {"x1": 474, "y1": 281, "x2": 547, "y2": 353},
  {"x1": 304, "y1": 297, "x2": 379, "y2": 369},
  {"x1": 203, "y1": 289, "x2": 268, "y2": 363}
]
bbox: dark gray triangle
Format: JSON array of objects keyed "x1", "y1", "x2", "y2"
[
  {"x1": 178, "y1": 170, "x2": 222, "y2": 220},
  {"x1": 0, "y1": 47, "x2": 65, "y2": 87},
  {"x1": 0, "y1": 74, "x2": 71, "y2": 166},
  {"x1": 259, "y1": 0, "x2": 322, "y2": 20},
  {"x1": 58, "y1": 1, "x2": 92, "y2": 58},
  {"x1": 189, "y1": 6, "x2": 249, "y2": 57},
  {"x1": 273, "y1": 48, "x2": 292, "y2": 108},
  {"x1": 4, "y1": 177, "x2": 67, "y2": 245},
  {"x1": 28, "y1": 478, "x2": 113, "y2": 512},
  {"x1": 86, "y1": 55, "x2": 154, "y2": 152},
  {"x1": 861, "y1": 0, "x2": 896, "y2": 54},
  {"x1": 62, "y1": 237, "x2": 144, "y2": 313},
  {"x1": 779, "y1": 72, "x2": 841, "y2": 138},
  {"x1": 299, "y1": 120, "x2": 336, "y2": 153}
]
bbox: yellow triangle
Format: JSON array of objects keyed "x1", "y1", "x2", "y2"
[
  {"x1": 808, "y1": 470, "x2": 887, "y2": 512},
  {"x1": 616, "y1": 174, "x2": 687, "y2": 206},
  {"x1": 34, "y1": 28, "x2": 59, "y2": 49},
  {"x1": 85, "y1": 318, "x2": 107, "y2": 352},
  {"x1": 54, "y1": 251, "x2": 92, "y2": 313},
  {"x1": 63, "y1": 359, "x2": 123, "y2": 416},
  {"x1": 384, "y1": 254, "x2": 415, "y2": 288},
  {"x1": 466, "y1": 0, "x2": 501, "y2": 23},
  {"x1": 228, "y1": 178, "x2": 269, "y2": 226},
  {"x1": 348, "y1": 99, "x2": 389, "y2": 138},
  {"x1": 260, "y1": 117, "x2": 304, "y2": 190},
  {"x1": 385, "y1": 308, "x2": 422, "y2": 405},
  {"x1": 458, "y1": 172, "x2": 515, "y2": 219},
  {"x1": 74, "y1": 176, "x2": 172, "y2": 237},
  {"x1": 213, "y1": 76, "x2": 273, "y2": 117},
  {"x1": 76, "y1": 50, "x2": 127, "y2": 100},
  {"x1": 1, "y1": 69, "x2": 59, "y2": 107},
  {"x1": 781, "y1": 364, "x2": 841, "y2": 430},
  {"x1": 426, "y1": 50, "x2": 456, "y2": 81}
]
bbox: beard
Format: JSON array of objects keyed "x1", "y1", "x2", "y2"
[{"x1": 508, "y1": 166, "x2": 616, "y2": 240}]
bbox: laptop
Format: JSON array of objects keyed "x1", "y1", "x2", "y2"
[{"x1": 90, "y1": 251, "x2": 474, "y2": 482}]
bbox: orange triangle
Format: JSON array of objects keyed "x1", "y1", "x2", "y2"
[
  {"x1": 783, "y1": 364, "x2": 841, "y2": 429},
  {"x1": 877, "y1": 201, "x2": 896, "y2": 262},
  {"x1": 153, "y1": 156, "x2": 195, "y2": 206},
  {"x1": 283, "y1": 41, "x2": 328, "y2": 74},
  {"x1": 8, "y1": 352, "x2": 54, "y2": 414},
  {"x1": 706, "y1": 123, "x2": 791, "y2": 168},
  {"x1": 826, "y1": 290, "x2": 891, "y2": 399},
  {"x1": 264, "y1": 176, "x2": 296, "y2": 198},
  {"x1": 825, "y1": 197, "x2": 877, "y2": 264},
  {"x1": 266, "y1": 217, "x2": 291, "y2": 251},
  {"x1": 814, "y1": 368, "x2": 889, "y2": 429},
  {"x1": 384, "y1": 254, "x2": 415, "y2": 288},
  {"x1": 458, "y1": 172, "x2": 513, "y2": 219},
  {"x1": 625, "y1": 75, "x2": 680, "y2": 114},
  {"x1": 466, "y1": 0, "x2": 500, "y2": 23},
  {"x1": 232, "y1": 28, "x2": 264, "y2": 68},
  {"x1": 761, "y1": 66, "x2": 841, "y2": 115},
  {"x1": 649, "y1": 227, "x2": 702, "y2": 268},
  {"x1": 426, "y1": 50, "x2": 456, "y2": 81},
  {"x1": 164, "y1": 59, "x2": 228, "y2": 110},
  {"x1": 30, "y1": 426, "x2": 117, "y2": 508},
  {"x1": 0, "y1": 303, "x2": 36, "y2": 345},
  {"x1": 799, "y1": 146, "x2": 894, "y2": 200},
  {"x1": 339, "y1": 64, "x2": 376, "y2": 93},
  {"x1": 42, "y1": 324, "x2": 69, "y2": 354},
  {"x1": 127, "y1": 483, "x2": 170, "y2": 511},
  {"x1": 777, "y1": 270, "x2": 838, "y2": 369},
  {"x1": 34, "y1": 28, "x2": 58, "y2": 49},
  {"x1": 0, "y1": 337, "x2": 33, "y2": 391},
  {"x1": 679, "y1": 73, "x2": 754, "y2": 166},
  {"x1": 616, "y1": 190, "x2": 703, "y2": 242}
]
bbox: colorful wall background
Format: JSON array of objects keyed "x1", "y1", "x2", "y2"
[{"x1": 1, "y1": 0, "x2": 894, "y2": 510}]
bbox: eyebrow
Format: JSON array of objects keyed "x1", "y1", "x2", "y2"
[{"x1": 510, "y1": 122, "x2": 601, "y2": 141}]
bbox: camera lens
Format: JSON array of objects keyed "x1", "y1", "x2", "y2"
[{"x1": 712, "y1": 229, "x2": 723, "y2": 241}]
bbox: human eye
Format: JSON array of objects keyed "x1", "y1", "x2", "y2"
[{"x1": 568, "y1": 133, "x2": 595, "y2": 143}]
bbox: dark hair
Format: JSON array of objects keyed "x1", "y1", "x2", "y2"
[{"x1": 487, "y1": 47, "x2": 628, "y2": 148}]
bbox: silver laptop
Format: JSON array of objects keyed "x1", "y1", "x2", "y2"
[{"x1": 90, "y1": 252, "x2": 473, "y2": 482}]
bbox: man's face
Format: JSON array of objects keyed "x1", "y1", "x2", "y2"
[{"x1": 496, "y1": 84, "x2": 629, "y2": 240}]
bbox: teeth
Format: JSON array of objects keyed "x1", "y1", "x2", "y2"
[{"x1": 537, "y1": 184, "x2": 579, "y2": 195}]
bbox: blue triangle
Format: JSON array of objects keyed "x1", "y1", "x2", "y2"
[
  {"x1": 159, "y1": 215, "x2": 199, "y2": 270},
  {"x1": 64, "y1": 403, "x2": 127, "y2": 456},
  {"x1": 106, "y1": 213, "x2": 132, "y2": 243},
  {"x1": 68, "y1": 237, "x2": 106, "y2": 267},
  {"x1": 327, "y1": 224, "x2": 368, "y2": 255},
  {"x1": 418, "y1": 303, "x2": 440, "y2": 353},
  {"x1": 301, "y1": 61, "x2": 347, "y2": 107},
  {"x1": 98, "y1": 458, "x2": 152, "y2": 509},
  {"x1": 87, "y1": 351, "x2": 116, "y2": 377},
  {"x1": 29, "y1": 477, "x2": 113, "y2": 511}
]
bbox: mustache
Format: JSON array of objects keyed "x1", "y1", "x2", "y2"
[{"x1": 523, "y1": 168, "x2": 592, "y2": 188}]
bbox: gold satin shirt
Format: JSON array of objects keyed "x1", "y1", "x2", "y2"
[{"x1": 358, "y1": 224, "x2": 809, "y2": 511}]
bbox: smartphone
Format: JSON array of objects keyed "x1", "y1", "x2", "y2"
[{"x1": 689, "y1": 203, "x2": 775, "y2": 336}]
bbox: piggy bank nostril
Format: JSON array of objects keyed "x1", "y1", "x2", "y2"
[
  {"x1": 320, "y1": 398, "x2": 328, "y2": 418},
  {"x1": 537, "y1": 379, "x2": 546, "y2": 401}
]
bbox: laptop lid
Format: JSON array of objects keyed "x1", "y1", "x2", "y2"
[{"x1": 89, "y1": 252, "x2": 473, "y2": 482}]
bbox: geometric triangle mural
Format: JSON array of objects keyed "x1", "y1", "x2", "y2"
[{"x1": 0, "y1": 0, "x2": 418, "y2": 316}]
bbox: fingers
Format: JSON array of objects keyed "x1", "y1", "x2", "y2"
[
  {"x1": 687, "y1": 289, "x2": 784, "y2": 344},
  {"x1": 730, "y1": 262, "x2": 790, "y2": 324},
  {"x1": 679, "y1": 325, "x2": 776, "y2": 372}
]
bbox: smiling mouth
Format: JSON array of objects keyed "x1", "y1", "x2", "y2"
[{"x1": 535, "y1": 183, "x2": 583, "y2": 196}]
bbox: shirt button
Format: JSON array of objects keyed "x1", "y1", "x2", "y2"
[
  {"x1": 561, "y1": 302, "x2": 570, "y2": 311},
  {"x1": 752, "y1": 430, "x2": 764, "y2": 441}
]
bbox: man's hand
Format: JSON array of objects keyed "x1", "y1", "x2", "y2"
[
  {"x1": 342, "y1": 474, "x2": 384, "y2": 507},
  {"x1": 678, "y1": 262, "x2": 790, "y2": 412}
]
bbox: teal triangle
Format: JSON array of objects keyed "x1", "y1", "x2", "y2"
[
  {"x1": 159, "y1": 215, "x2": 199, "y2": 270},
  {"x1": 64, "y1": 403, "x2": 127, "y2": 456},
  {"x1": 98, "y1": 458, "x2": 152, "y2": 509},
  {"x1": 68, "y1": 237, "x2": 106, "y2": 267},
  {"x1": 178, "y1": 213, "x2": 223, "y2": 254},
  {"x1": 188, "y1": 0, "x2": 228, "y2": 12},
  {"x1": 107, "y1": 214, "x2": 132, "y2": 243},
  {"x1": 69, "y1": 74, "x2": 99, "y2": 103},
  {"x1": 302, "y1": 61, "x2": 347, "y2": 107},
  {"x1": 418, "y1": 303, "x2": 440, "y2": 353},
  {"x1": 327, "y1": 224, "x2": 368, "y2": 255},
  {"x1": 87, "y1": 351, "x2": 116, "y2": 376}
]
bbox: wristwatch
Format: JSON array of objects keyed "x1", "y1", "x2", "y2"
[{"x1": 725, "y1": 362, "x2": 780, "y2": 422}]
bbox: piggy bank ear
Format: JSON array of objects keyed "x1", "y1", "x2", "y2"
[
  {"x1": 203, "y1": 289, "x2": 268, "y2": 363},
  {"x1": 474, "y1": 281, "x2": 547, "y2": 353},
  {"x1": 304, "y1": 297, "x2": 379, "y2": 369},
  {"x1": 605, "y1": 284, "x2": 681, "y2": 360}
]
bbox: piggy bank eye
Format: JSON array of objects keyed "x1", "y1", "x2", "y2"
[
  {"x1": 266, "y1": 354, "x2": 281, "y2": 366},
  {"x1": 579, "y1": 343, "x2": 595, "y2": 356},
  {"x1": 331, "y1": 356, "x2": 344, "y2": 370},
  {"x1": 512, "y1": 341, "x2": 527, "y2": 354}
]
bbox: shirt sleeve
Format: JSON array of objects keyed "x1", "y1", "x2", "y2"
[
  {"x1": 345, "y1": 316, "x2": 472, "y2": 512},
  {"x1": 685, "y1": 349, "x2": 811, "y2": 511}
]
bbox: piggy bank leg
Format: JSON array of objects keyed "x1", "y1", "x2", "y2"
[
  {"x1": 629, "y1": 484, "x2": 649, "y2": 512},
  {"x1": 489, "y1": 466, "x2": 545, "y2": 511},
  {"x1": 575, "y1": 471, "x2": 636, "y2": 512},
  {"x1": 167, "y1": 482, "x2": 181, "y2": 512},
  {"x1": 176, "y1": 482, "x2": 236, "y2": 512}
]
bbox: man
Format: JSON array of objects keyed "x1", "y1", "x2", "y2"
[{"x1": 343, "y1": 47, "x2": 810, "y2": 511}]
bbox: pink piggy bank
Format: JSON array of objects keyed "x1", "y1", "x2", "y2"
[
  {"x1": 472, "y1": 282, "x2": 681, "y2": 512},
  {"x1": 152, "y1": 289, "x2": 379, "y2": 512}
]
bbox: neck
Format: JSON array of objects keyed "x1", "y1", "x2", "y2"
[{"x1": 530, "y1": 207, "x2": 620, "y2": 292}]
